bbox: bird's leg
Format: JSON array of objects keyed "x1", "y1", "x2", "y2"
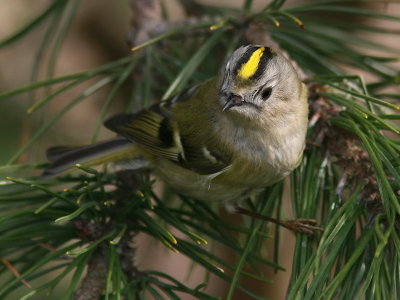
[{"x1": 234, "y1": 206, "x2": 323, "y2": 235}]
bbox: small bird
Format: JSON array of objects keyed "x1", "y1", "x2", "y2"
[{"x1": 44, "y1": 45, "x2": 318, "y2": 233}]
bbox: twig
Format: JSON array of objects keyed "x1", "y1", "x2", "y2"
[
  {"x1": 74, "y1": 247, "x2": 108, "y2": 300},
  {"x1": 0, "y1": 258, "x2": 32, "y2": 289}
]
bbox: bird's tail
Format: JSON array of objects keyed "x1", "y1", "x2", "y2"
[{"x1": 42, "y1": 136, "x2": 143, "y2": 177}]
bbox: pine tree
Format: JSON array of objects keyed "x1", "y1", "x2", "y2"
[{"x1": 0, "y1": 1, "x2": 399, "y2": 299}]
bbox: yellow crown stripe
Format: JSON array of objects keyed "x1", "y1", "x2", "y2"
[{"x1": 237, "y1": 47, "x2": 265, "y2": 80}]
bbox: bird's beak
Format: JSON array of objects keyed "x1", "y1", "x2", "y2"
[{"x1": 222, "y1": 94, "x2": 243, "y2": 112}]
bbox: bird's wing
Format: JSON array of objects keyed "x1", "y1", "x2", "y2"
[{"x1": 104, "y1": 86, "x2": 231, "y2": 175}]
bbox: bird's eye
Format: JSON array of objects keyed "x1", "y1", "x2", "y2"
[{"x1": 261, "y1": 87, "x2": 272, "y2": 101}]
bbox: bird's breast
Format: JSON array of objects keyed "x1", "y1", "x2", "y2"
[{"x1": 213, "y1": 121, "x2": 306, "y2": 188}]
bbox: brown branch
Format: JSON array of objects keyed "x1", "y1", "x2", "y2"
[
  {"x1": 1, "y1": 258, "x2": 32, "y2": 289},
  {"x1": 129, "y1": 0, "x2": 164, "y2": 47},
  {"x1": 74, "y1": 247, "x2": 108, "y2": 300},
  {"x1": 308, "y1": 89, "x2": 380, "y2": 211},
  {"x1": 128, "y1": 0, "x2": 221, "y2": 49}
]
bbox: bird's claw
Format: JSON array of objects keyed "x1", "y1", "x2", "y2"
[{"x1": 281, "y1": 218, "x2": 324, "y2": 235}]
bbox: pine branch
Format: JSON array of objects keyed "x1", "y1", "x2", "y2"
[
  {"x1": 75, "y1": 247, "x2": 108, "y2": 300},
  {"x1": 0, "y1": 1, "x2": 399, "y2": 299}
]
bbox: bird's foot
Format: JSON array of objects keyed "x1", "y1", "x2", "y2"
[{"x1": 234, "y1": 207, "x2": 323, "y2": 235}]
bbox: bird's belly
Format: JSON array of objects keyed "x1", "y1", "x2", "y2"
[
  {"x1": 215, "y1": 161, "x2": 286, "y2": 190},
  {"x1": 158, "y1": 174, "x2": 251, "y2": 203},
  {"x1": 153, "y1": 157, "x2": 278, "y2": 203},
  {"x1": 152, "y1": 160, "x2": 250, "y2": 202},
  {"x1": 151, "y1": 128, "x2": 304, "y2": 203}
]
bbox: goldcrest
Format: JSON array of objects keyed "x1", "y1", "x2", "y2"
[{"x1": 44, "y1": 45, "x2": 308, "y2": 207}]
